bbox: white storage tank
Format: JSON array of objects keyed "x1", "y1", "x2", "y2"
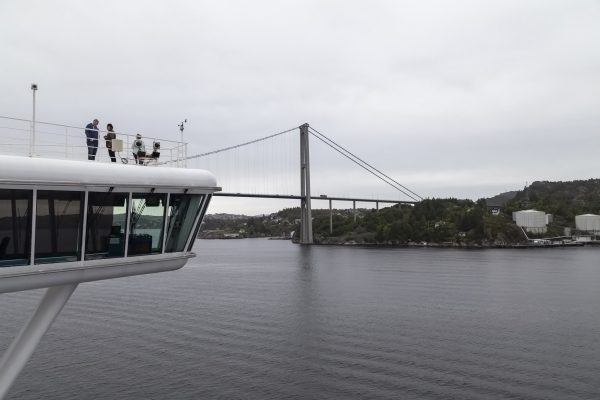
[
  {"x1": 575, "y1": 214, "x2": 600, "y2": 233},
  {"x1": 514, "y1": 209, "x2": 547, "y2": 234}
]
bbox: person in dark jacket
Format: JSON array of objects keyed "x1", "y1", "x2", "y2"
[
  {"x1": 85, "y1": 119, "x2": 99, "y2": 160},
  {"x1": 104, "y1": 123, "x2": 117, "y2": 162}
]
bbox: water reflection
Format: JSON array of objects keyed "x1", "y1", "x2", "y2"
[{"x1": 2, "y1": 240, "x2": 599, "y2": 400}]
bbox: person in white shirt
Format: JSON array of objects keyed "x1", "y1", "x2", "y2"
[{"x1": 131, "y1": 133, "x2": 146, "y2": 165}]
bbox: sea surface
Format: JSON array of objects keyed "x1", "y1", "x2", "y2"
[{"x1": 1, "y1": 239, "x2": 600, "y2": 399}]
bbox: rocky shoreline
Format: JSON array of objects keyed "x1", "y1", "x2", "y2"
[{"x1": 293, "y1": 238, "x2": 599, "y2": 249}]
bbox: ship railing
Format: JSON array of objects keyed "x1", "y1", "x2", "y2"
[{"x1": 0, "y1": 116, "x2": 188, "y2": 167}]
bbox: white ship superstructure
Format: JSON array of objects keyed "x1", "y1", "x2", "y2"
[{"x1": 0, "y1": 117, "x2": 219, "y2": 399}]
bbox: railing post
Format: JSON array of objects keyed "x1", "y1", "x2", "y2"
[
  {"x1": 299, "y1": 123, "x2": 313, "y2": 244},
  {"x1": 65, "y1": 127, "x2": 69, "y2": 159},
  {"x1": 30, "y1": 88, "x2": 36, "y2": 157}
]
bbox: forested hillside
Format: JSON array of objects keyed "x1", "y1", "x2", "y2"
[{"x1": 201, "y1": 179, "x2": 600, "y2": 246}]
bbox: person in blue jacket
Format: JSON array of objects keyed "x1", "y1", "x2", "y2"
[{"x1": 85, "y1": 119, "x2": 99, "y2": 160}]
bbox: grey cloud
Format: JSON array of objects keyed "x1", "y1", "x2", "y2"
[{"x1": 1, "y1": 0, "x2": 599, "y2": 214}]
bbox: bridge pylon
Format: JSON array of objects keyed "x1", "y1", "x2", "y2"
[{"x1": 299, "y1": 123, "x2": 313, "y2": 244}]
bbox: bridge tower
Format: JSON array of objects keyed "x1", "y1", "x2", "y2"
[{"x1": 299, "y1": 123, "x2": 313, "y2": 244}]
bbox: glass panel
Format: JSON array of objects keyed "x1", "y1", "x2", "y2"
[
  {"x1": 85, "y1": 192, "x2": 128, "y2": 260},
  {"x1": 129, "y1": 193, "x2": 166, "y2": 256},
  {"x1": 35, "y1": 191, "x2": 84, "y2": 264},
  {"x1": 166, "y1": 194, "x2": 204, "y2": 253},
  {"x1": 0, "y1": 189, "x2": 32, "y2": 267},
  {"x1": 187, "y1": 195, "x2": 210, "y2": 252}
]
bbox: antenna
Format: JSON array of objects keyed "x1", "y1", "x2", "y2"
[
  {"x1": 178, "y1": 119, "x2": 187, "y2": 167},
  {"x1": 178, "y1": 119, "x2": 187, "y2": 133}
]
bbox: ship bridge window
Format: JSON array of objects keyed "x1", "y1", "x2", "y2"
[
  {"x1": 0, "y1": 189, "x2": 32, "y2": 267},
  {"x1": 35, "y1": 190, "x2": 84, "y2": 264},
  {"x1": 128, "y1": 193, "x2": 167, "y2": 256},
  {"x1": 165, "y1": 194, "x2": 205, "y2": 253},
  {"x1": 85, "y1": 192, "x2": 129, "y2": 260},
  {"x1": 187, "y1": 195, "x2": 210, "y2": 252}
]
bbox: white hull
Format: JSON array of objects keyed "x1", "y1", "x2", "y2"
[{"x1": 0, "y1": 252, "x2": 193, "y2": 294}]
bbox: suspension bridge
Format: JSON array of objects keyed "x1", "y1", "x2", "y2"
[
  {"x1": 167, "y1": 123, "x2": 423, "y2": 244},
  {"x1": 0, "y1": 117, "x2": 423, "y2": 244}
]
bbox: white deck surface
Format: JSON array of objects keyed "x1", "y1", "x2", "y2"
[{"x1": 0, "y1": 155, "x2": 218, "y2": 190}]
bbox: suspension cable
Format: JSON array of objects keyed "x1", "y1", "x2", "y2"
[
  {"x1": 309, "y1": 126, "x2": 423, "y2": 201},
  {"x1": 165, "y1": 126, "x2": 300, "y2": 164},
  {"x1": 309, "y1": 133, "x2": 420, "y2": 201},
  {"x1": 310, "y1": 126, "x2": 422, "y2": 200}
]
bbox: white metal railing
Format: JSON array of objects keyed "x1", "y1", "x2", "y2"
[{"x1": 0, "y1": 116, "x2": 188, "y2": 167}]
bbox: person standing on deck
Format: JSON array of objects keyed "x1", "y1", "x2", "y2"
[
  {"x1": 85, "y1": 119, "x2": 99, "y2": 160},
  {"x1": 104, "y1": 123, "x2": 117, "y2": 162},
  {"x1": 131, "y1": 133, "x2": 146, "y2": 165}
]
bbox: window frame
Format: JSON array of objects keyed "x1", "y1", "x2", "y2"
[
  {"x1": 0, "y1": 186, "x2": 211, "y2": 268},
  {"x1": 34, "y1": 189, "x2": 85, "y2": 264},
  {"x1": 0, "y1": 189, "x2": 33, "y2": 267}
]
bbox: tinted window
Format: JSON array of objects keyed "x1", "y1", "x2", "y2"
[
  {"x1": 166, "y1": 194, "x2": 205, "y2": 253},
  {"x1": 0, "y1": 189, "x2": 32, "y2": 266},
  {"x1": 85, "y1": 192, "x2": 128, "y2": 260},
  {"x1": 35, "y1": 191, "x2": 84, "y2": 264},
  {"x1": 187, "y1": 195, "x2": 211, "y2": 252},
  {"x1": 129, "y1": 193, "x2": 166, "y2": 256}
]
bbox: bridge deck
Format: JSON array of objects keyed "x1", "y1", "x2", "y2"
[{"x1": 214, "y1": 192, "x2": 415, "y2": 204}]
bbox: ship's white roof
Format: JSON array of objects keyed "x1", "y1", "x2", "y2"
[{"x1": 0, "y1": 155, "x2": 218, "y2": 190}]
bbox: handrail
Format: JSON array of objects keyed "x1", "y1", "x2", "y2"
[
  {"x1": 0, "y1": 116, "x2": 188, "y2": 167},
  {"x1": 0, "y1": 115, "x2": 177, "y2": 143}
]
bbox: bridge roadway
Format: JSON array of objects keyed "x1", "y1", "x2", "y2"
[
  {"x1": 213, "y1": 193, "x2": 416, "y2": 231},
  {"x1": 213, "y1": 192, "x2": 416, "y2": 205}
]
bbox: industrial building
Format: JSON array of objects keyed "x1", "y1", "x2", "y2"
[
  {"x1": 575, "y1": 214, "x2": 600, "y2": 234},
  {"x1": 513, "y1": 209, "x2": 547, "y2": 234}
]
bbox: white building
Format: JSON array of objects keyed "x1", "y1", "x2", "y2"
[
  {"x1": 575, "y1": 214, "x2": 600, "y2": 234},
  {"x1": 513, "y1": 209, "x2": 547, "y2": 234}
]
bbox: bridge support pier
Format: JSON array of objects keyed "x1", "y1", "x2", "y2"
[
  {"x1": 299, "y1": 123, "x2": 313, "y2": 244},
  {"x1": 353, "y1": 200, "x2": 357, "y2": 222},
  {"x1": 329, "y1": 199, "x2": 333, "y2": 234}
]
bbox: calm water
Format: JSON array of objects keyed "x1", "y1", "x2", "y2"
[{"x1": 1, "y1": 239, "x2": 600, "y2": 399}]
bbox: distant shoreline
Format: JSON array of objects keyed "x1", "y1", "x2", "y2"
[{"x1": 202, "y1": 236, "x2": 600, "y2": 249}]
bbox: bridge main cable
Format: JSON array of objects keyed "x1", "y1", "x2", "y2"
[
  {"x1": 308, "y1": 126, "x2": 423, "y2": 201},
  {"x1": 169, "y1": 125, "x2": 300, "y2": 163}
]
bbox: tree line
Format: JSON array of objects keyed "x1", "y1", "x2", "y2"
[{"x1": 201, "y1": 179, "x2": 600, "y2": 245}]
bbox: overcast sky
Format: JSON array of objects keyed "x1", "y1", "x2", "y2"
[{"x1": 1, "y1": 1, "x2": 599, "y2": 214}]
